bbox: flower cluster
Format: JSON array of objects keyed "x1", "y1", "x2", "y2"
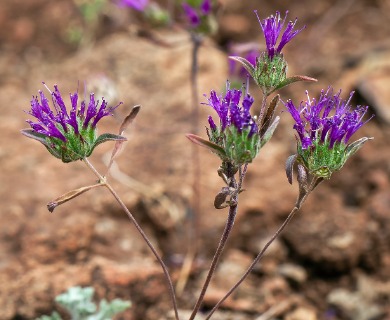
[
  {"x1": 22, "y1": 84, "x2": 125, "y2": 163},
  {"x1": 256, "y1": 10, "x2": 304, "y2": 60},
  {"x1": 285, "y1": 88, "x2": 372, "y2": 178},
  {"x1": 206, "y1": 83, "x2": 258, "y2": 137},
  {"x1": 204, "y1": 83, "x2": 260, "y2": 165},
  {"x1": 182, "y1": 0, "x2": 211, "y2": 28}
]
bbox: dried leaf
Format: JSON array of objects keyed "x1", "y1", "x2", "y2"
[
  {"x1": 106, "y1": 106, "x2": 141, "y2": 173},
  {"x1": 186, "y1": 134, "x2": 226, "y2": 158},
  {"x1": 285, "y1": 154, "x2": 298, "y2": 185},
  {"x1": 119, "y1": 105, "x2": 141, "y2": 136},
  {"x1": 47, "y1": 183, "x2": 102, "y2": 212},
  {"x1": 260, "y1": 94, "x2": 279, "y2": 137},
  {"x1": 260, "y1": 116, "x2": 280, "y2": 149}
]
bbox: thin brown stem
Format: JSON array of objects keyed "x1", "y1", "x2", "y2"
[
  {"x1": 204, "y1": 177, "x2": 322, "y2": 320},
  {"x1": 188, "y1": 163, "x2": 240, "y2": 320},
  {"x1": 189, "y1": 32, "x2": 203, "y2": 255},
  {"x1": 83, "y1": 158, "x2": 180, "y2": 320}
]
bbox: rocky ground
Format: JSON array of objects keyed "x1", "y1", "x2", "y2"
[{"x1": 1, "y1": 0, "x2": 390, "y2": 319}]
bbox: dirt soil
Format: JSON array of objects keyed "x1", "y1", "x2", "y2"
[{"x1": 1, "y1": 0, "x2": 390, "y2": 319}]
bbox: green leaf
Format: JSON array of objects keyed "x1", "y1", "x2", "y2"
[
  {"x1": 269, "y1": 75, "x2": 317, "y2": 95},
  {"x1": 186, "y1": 134, "x2": 226, "y2": 158},
  {"x1": 21, "y1": 129, "x2": 50, "y2": 146},
  {"x1": 345, "y1": 137, "x2": 373, "y2": 159},
  {"x1": 89, "y1": 133, "x2": 127, "y2": 156},
  {"x1": 260, "y1": 116, "x2": 280, "y2": 149},
  {"x1": 229, "y1": 56, "x2": 256, "y2": 77}
]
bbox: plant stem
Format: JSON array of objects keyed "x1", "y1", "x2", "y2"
[
  {"x1": 189, "y1": 163, "x2": 240, "y2": 320},
  {"x1": 204, "y1": 178, "x2": 322, "y2": 320},
  {"x1": 190, "y1": 32, "x2": 203, "y2": 253},
  {"x1": 83, "y1": 157, "x2": 180, "y2": 320}
]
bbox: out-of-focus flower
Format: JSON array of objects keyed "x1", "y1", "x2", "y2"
[
  {"x1": 117, "y1": 0, "x2": 149, "y2": 11},
  {"x1": 182, "y1": 0, "x2": 214, "y2": 32},
  {"x1": 255, "y1": 10, "x2": 305, "y2": 60},
  {"x1": 284, "y1": 88, "x2": 373, "y2": 179},
  {"x1": 228, "y1": 44, "x2": 259, "y2": 80},
  {"x1": 22, "y1": 83, "x2": 126, "y2": 163}
]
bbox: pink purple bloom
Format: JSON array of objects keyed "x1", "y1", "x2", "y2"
[
  {"x1": 22, "y1": 83, "x2": 124, "y2": 162},
  {"x1": 26, "y1": 84, "x2": 116, "y2": 142},
  {"x1": 205, "y1": 82, "x2": 258, "y2": 137},
  {"x1": 117, "y1": 0, "x2": 148, "y2": 11},
  {"x1": 255, "y1": 10, "x2": 305, "y2": 60},
  {"x1": 284, "y1": 88, "x2": 372, "y2": 150}
]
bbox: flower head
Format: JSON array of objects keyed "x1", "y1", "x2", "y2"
[
  {"x1": 255, "y1": 10, "x2": 305, "y2": 60},
  {"x1": 206, "y1": 82, "x2": 258, "y2": 137},
  {"x1": 22, "y1": 83, "x2": 125, "y2": 163},
  {"x1": 202, "y1": 82, "x2": 260, "y2": 165},
  {"x1": 117, "y1": 0, "x2": 149, "y2": 11},
  {"x1": 284, "y1": 88, "x2": 373, "y2": 178}
]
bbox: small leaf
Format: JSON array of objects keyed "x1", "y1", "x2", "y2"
[
  {"x1": 21, "y1": 129, "x2": 50, "y2": 147},
  {"x1": 260, "y1": 116, "x2": 280, "y2": 148},
  {"x1": 106, "y1": 106, "x2": 141, "y2": 173},
  {"x1": 345, "y1": 137, "x2": 373, "y2": 159},
  {"x1": 229, "y1": 56, "x2": 256, "y2": 77},
  {"x1": 47, "y1": 183, "x2": 102, "y2": 212},
  {"x1": 285, "y1": 154, "x2": 298, "y2": 185},
  {"x1": 186, "y1": 134, "x2": 226, "y2": 158},
  {"x1": 90, "y1": 133, "x2": 127, "y2": 156},
  {"x1": 260, "y1": 94, "x2": 279, "y2": 137},
  {"x1": 297, "y1": 163, "x2": 308, "y2": 192},
  {"x1": 269, "y1": 75, "x2": 318, "y2": 95},
  {"x1": 119, "y1": 105, "x2": 141, "y2": 136}
]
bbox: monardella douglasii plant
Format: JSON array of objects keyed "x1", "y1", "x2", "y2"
[{"x1": 22, "y1": 9, "x2": 373, "y2": 320}]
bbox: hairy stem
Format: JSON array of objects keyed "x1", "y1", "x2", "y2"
[
  {"x1": 189, "y1": 163, "x2": 240, "y2": 320},
  {"x1": 204, "y1": 177, "x2": 322, "y2": 320},
  {"x1": 83, "y1": 157, "x2": 180, "y2": 320}
]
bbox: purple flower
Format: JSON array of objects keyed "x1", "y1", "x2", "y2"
[
  {"x1": 255, "y1": 10, "x2": 305, "y2": 60},
  {"x1": 284, "y1": 88, "x2": 372, "y2": 150},
  {"x1": 183, "y1": 0, "x2": 212, "y2": 27},
  {"x1": 117, "y1": 0, "x2": 149, "y2": 11},
  {"x1": 205, "y1": 82, "x2": 258, "y2": 137},
  {"x1": 26, "y1": 84, "x2": 117, "y2": 143}
]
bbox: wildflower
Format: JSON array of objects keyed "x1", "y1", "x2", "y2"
[
  {"x1": 182, "y1": 0, "x2": 213, "y2": 31},
  {"x1": 255, "y1": 10, "x2": 304, "y2": 60},
  {"x1": 230, "y1": 11, "x2": 314, "y2": 95},
  {"x1": 203, "y1": 82, "x2": 259, "y2": 165},
  {"x1": 284, "y1": 88, "x2": 373, "y2": 179},
  {"x1": 118, "y1": 0, "x2": 149, "y2": 11},
  {"x1": 22, "y1": 83, "x2": 126, "y2": 163}
]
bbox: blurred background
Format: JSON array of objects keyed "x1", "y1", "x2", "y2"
[{"x1": 1, "y1": 0, "x2": 390, "y2": 319}]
